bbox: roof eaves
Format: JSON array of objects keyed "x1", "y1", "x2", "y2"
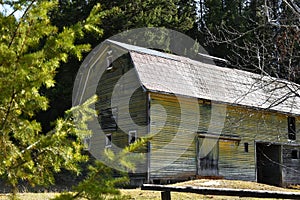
[{"x1": 147, "y1": 89, "x2": 300, "y2": 117}]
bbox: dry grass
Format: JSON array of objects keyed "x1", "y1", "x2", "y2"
[
  {"x1": 121, "y1": 179, "x2": 300, "y2": 200},
  {"x1": 0, "y1": 193, "x2": 59, "y2": 200},
  {"x1": 0, "y1": 179, "x2": 299, "y2": 200},
  {"x1": 172, "y1": 179, "x2": 300, "y2": 192}
]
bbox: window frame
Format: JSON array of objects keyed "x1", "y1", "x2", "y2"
[
  {"x1": 106, "y1": 50, "x2": 113, "y2": 71},
  {"x1": 244, "y1": 142, "x2": 249, "y2": 153},
  {"x1": 291, "y1": 149, "x2": 298, "y2": 159},
  {"x1": 83, "y1": 136, "x2": 91, "y2": 151},
  {"x1": 128, "y1": 130, "x2": 137, "y2": 145},
  {"x1": 100, "y1": 107, "x2": 118, "y2": 131},
  {"x1": 105, "y1": 134, "x2": 112, "y2": 148}
]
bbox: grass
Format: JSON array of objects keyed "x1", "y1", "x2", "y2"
[
  {"x1": 121, "y1": 188, "x2": 260, "y2": 200},
  {"x1": 121, "y1": 179, "x2": 300, "y2": 200},
  {"x1": 0, "y1": 193, "x2": 59, "y2": 200},
  {"x1": 0, "y1": 179, "x2": 299, "y2": 200}
]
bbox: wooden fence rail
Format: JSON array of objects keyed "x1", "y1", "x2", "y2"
[{"x1": 141, "y1": 184, "x2": 300, "y2": 200}]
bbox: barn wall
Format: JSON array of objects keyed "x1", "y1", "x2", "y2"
[
  {"x1": 95, "y1": 54, "x2": 148, "y2": 177},
  {"x1": 148, "y1": 93, "x2": 199, "y2": 181},
  {"x1": 213, "y1": 105, "x2": 300, "y2": 181},
  {"x1": 148, "y1": 92, "x2": 300, "y2": 182}
]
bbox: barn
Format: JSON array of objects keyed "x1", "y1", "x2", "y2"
[{"x1": 74, "y1": 39, "x2": 300, "y2": 187}]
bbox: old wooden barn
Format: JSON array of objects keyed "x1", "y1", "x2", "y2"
[{"x1": 75, "y1": 40, "x2": 300, "y2": 187}]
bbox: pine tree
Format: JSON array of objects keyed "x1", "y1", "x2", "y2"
[
  {"x1": 0, "y1": 0, "x2": 103, "y2": 197},
  {"x1": 52, "y1": 137, "x2": 150, "y2": 200}
]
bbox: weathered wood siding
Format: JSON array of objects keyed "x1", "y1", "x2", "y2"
[
  {"x1": 282, "y1": 144, "x2": 300, "y2": 186},
  {"x1": 149, "y1": 93, "x2": 199, "y2": 181},
  {"x1": 95, "y1": 54, "x2": 148, "y2": 175},
  {"x1": 210, "y1": 104, "x2": 300, "y2": 181},
  {"x1": 148, "y1": 92, "x2": 300, "y2": 182}
]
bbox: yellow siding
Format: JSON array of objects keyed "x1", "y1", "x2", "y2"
[
  {"x1": 218, "y1": 105, "x2": 300, "y2": 180},
  {"x1": 148, "y1": 92, "x2": 300, "y2": 181},
  {"x1": 94, "y1": 54, "x2": 148, "y2": 174},
  {"x1": 149, "y1": 93, "x2": 198, "y2": 180}
]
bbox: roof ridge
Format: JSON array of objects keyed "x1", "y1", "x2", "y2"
[{"x1": 108, "y1": 39, "x2": 300, "y2": 87}]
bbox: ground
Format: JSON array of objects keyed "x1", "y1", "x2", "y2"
[
  {"x1": 172, "y1": 179, "x2": 299, "y2": 191},
  {"x1": 0, "y1": 179, "x2": 299, "y2": 200},
  {"x1": 122, "y1": 179, "x2": 300, "y2": 200}
]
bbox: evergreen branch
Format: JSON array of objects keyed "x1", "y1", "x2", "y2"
[
  {"x1": 0, "y1": 88, "x2": 16, "y2": 135},
  {"x1": 8, "y1": 0, "x2": 36, "y2": 48}
]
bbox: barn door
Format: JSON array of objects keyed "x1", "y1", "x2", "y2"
[
  {"x1": 256, "y1": 142, "x2": 282, "y2": 186},
  {"x1": 196, "y1": 137, "x2": 219, "y2": 176}
]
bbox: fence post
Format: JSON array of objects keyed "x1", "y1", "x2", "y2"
[{"x1": 161, "y1": 191, "x2": 171, "y2": 200}]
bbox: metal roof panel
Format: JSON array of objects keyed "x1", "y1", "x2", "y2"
[{"x1": 107, "y1": 40, "x2": 300, "y2": 115}]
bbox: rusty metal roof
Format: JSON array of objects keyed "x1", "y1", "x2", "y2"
[{"x1": 107, "y1": 40, "x2": 300, "y2": 115}]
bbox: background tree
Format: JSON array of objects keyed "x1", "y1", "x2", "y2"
[
  {"x1": 197, "y1": 0, "x2": 300, "y2": 106},
  {"x1": 200, "y1": 0, "x2": 300, "y2": 81}
]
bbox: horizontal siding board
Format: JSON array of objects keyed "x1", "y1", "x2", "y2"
[
  {"x1": 148, "y1": 92, "x2": 300, "y2": 182},
  {"x1": 218, "y1": 106, "x2": 288, "y2": 181},
  {"x1": 149, "y1": 93, "x2": 197, "y2": 180},
  {"x1": 282, "y1": 145, "x2": 300, "y2": 185},
  {"x1": 93, "y1": 54, "x2": 148, "y2": 175}
]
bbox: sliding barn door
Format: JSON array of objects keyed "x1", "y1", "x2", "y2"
[{"x1": 197, "y1": 137, "x2": 219, "y2": 176}]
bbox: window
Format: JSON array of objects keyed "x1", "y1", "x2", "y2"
[
  {"x1": 106, "y1": 50, "x2": 113, "y2": 71},
  {"x1": 100, "y1": 107, "x2": 118, "y2": 131},
  {"x1": 83, "y1": 136, "x2": 91, "y2": 150},
  {"x1": 105, "y1": 134, "x2": 112, "y2": 147},
  {"x1": 128, "y1": 130, "x2": 137, "y2": 145},
  {"x1": 244, "y1": 142, "x2": 249, "y2": 153},
  {"x1": 291, "y1": 150, "x2": 298, "y2": 159},
  {"x1": 288, "y1": 116, "x2": 296, "y2": 140}
]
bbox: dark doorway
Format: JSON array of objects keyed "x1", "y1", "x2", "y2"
[
  {"x1": 256, "y1": 142, "x2": 282, "y2": 186},
  {"x1": 197, "y1": 137, "x2": 219, "y2": 176}
]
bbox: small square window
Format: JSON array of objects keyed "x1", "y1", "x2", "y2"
[
  {"x1": 291, "y1": 150, "x2": 298, "y2": 159},
  {"x1": 105, "y1": 134, "x2": 112, "y2": 148},
  {"x1": 100, "y1": 107, "x2": 118, "y2": 131},
  {"x1": 83, "y1": 136, "x2": 91, "y2": 150},
  {"x1": 128, "y1": 130, "x2": 137, "y2": 145}
]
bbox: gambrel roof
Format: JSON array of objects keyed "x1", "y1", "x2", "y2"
[{"x1": 81, "y1": 40, "x2": 300, "y2": 115}]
